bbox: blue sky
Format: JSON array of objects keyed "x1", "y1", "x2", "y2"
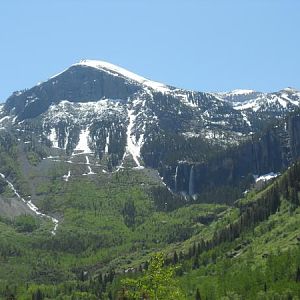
[{"x1": 0, "y1": 0, "x2": 299, "y2": 101}]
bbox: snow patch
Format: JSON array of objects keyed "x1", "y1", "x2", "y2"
[
  {"x1": 105, "y1": 132, "x2": 110, "y2": 153},
  {"x1": 49, "y1": 128, "x2": 59, "y2": 148},
  {"x1": 74, "y1": 128, "x2": 93, "y2": 154},
  {"x1": 177, "y1": 92, "x2": 198, "y2": 108},
  {"x1": 63, "y1": 170, "x2": 71, "y2": 182},
  {"x1": 126, "y1": 107, "x2": 144, "y2": 168},
  {"x1": 228, "y1": 89, "x2": 256, "y2": 96},
  {"x1": 254, "y1": 172, "x2": 280, "y2": 183},
  {"x1": 0, "y1": 116, "x2": 10, "y2": 123},
  {"x1": 241, "y1": 111, "x2": 251, "y2": 127},
  {"x1": 233, "y1": 100, "x2": 261, "y2": 112},
  {"x1": 182, "y1": 132, "x2": 201, "y2": 138},
  {"x1": 82, "y1": 156, "x2": 96, "y2": 175},
  {"x1": 74, "y1": 59, "x2": 170, "y2": 93}
]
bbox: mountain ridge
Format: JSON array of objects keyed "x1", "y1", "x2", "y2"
[
  {"x1": 1, "y1": 60, "x2": 300, "y2": 199},
  {"x1": 1, "y1": 60, "x2": 300, "y2": 299}
]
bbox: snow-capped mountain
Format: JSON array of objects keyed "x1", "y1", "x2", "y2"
[
  {"x1": 0, "y1": 60, "x2": 253, "y2": 168},
  {"x1": 0, "y1": 60, "x2": 300, "y2": 197},
  {"x1": 216, "y1": 87, "x2": 300, "y2": 112},
  {"x1": 214, "y1": 89, "x2": 260, "y2": 103},
  {"x1": 214, "y1": 87, "x2": 300, "y2": 131}
]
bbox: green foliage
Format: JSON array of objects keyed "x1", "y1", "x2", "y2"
[
  {"x1": 122, "y1": 199, "x2": 136, "y2": 228},
  {"x1": 26, "y1": 151, "x2": 41, "y2": 166},
  {"x1": 121, "y1": 253, "x2": 186, "y2": 300},
  {"x1": 0, "y1": 176, "x2": 8, "y2": 193},
  {"x1": 14, "y1": 215, "x2": 39, "y2": 232},
  {"x1": 1, "y1": 125, "x2": 300, "y2": 299}
]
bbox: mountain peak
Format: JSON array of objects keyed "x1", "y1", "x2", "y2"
[
  {"x1": 280, "y1": 87, "x2": 299, "y2": 93},
  {"x1": 71, "y1": 59, "x2": 170, "y2": 93}
]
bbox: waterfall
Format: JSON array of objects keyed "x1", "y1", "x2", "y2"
[
  {"x1": 174, "y1": 165, "x2": 179, "y2": 192},
  {"x1": 189, "y1": 165, "x2": 195, "y2": 196}
]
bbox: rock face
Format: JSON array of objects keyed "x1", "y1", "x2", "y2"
[
  {"x1": 4, "y1": 64, "x2": 140, "y2": 120},
  {"x1": 1, "y1": 59, "x2": 300, "y2": 202},
  {"x1": 160, "y1": 112, "x2": 300, "y2": 201}
]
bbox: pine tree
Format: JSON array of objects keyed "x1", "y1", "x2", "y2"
[
  {"x1": 296, "y1": 266, "x2": 300, "y2": 282},
  {"x1": 192, "y1": 256, "x2": 200, "y2": 269},
  {"x1": 195, "y1": 288, "x2": 201, "y2": 300},
  {"x1": 98, "y1": 273, "x2": 103, "y2": 285},
  {"x1": 32, "y1": 289, "x2": 43, "y2": 300},
  {"x1": 173, "y1": 251, "x2": 179, "y2": 264},
  {"x1": 192, "y1": 242, "x2": 196, "y2": 256},
  {"x1": 79, "y1": 270, "x2": 85, "y2": 281},
  {"x1": 122, "y1": 199, "x2": 136, "y2": 228},
  {"x1": 108, "y1": 290, "x2": 113, "y2": 300},
  {"x1": 179, "y1": 251, "x2": 184, "y2": 261}
]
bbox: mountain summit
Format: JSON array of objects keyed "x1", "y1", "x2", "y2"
[
  {"x1": 0, "y1": 60, "x2": 300, "y2": 197},
  {"x1": 71, "y1": 59, "x2": 171, "y2": 93}
]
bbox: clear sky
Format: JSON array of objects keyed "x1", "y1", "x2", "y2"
[{"x1": 0, "y1": 0, "x2": 299, "y2": 101}]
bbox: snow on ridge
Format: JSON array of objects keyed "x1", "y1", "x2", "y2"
[
  {"x1": 0, "y1": 116, "x2": 10, "y2": 124},
  {"x1": 231, "y1": 87, "x2": 300, "y2": 112},
  {"x1": 177, "y1": 92, "x2": 198, "y2": 108},
  {"x1": 254, "y1": 172, "x2": 280, "y2": 183},
  {"x1": 233, "y1": 96, "x2": 265, "y2": 112},
  {"x1": 281, "y1": 87, "x2": 299, "y2": 93},
  {"x1": 46, "y1": 99, "x2": 124, "y2": 124},
  {"x1": 74, "y1": 59, "x2": 170, "y2": 93},
  {"x1": 217, "y1": 89, "x2": 256, "y2": 97},
  {"x1": 229, "y1": 89, "x2": 256, "y2": 95}
]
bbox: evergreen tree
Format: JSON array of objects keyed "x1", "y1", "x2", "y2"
[
  {"x1": 296, "y1": 266, "x2": 300, "y2": 282},
  {"x1": 32, "y1": 289, "x2": 43, "y2": 300},
  {"x1": 192, "y1": 256, "x2": 200, "y2": 270},
  {"x1": 179, "y1": 251, "x2": 184, "y2": 261},
  {"x1": 173, "y1": 251, "x2": 179, "y2": 264},
  {"x1": 195, "y1": 288, "x2": 201, "y2": 300},
  {"x1": 122, "y1": 199, "x2": 136, "y2": 228},
  {"x1": 108, "y1": 290, "x2": 113, "y2": 300},
  {"x1": 192, "y1": 242, "x2": 196, "y2": 256}
]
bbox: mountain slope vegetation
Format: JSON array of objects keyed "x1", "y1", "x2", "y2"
[{"x1": 0, "y1": 61, "x2": 300, "y2": 299}]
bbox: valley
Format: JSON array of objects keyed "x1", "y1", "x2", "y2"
[{"x1": 0, "y1": 61, "x2": 300, "y2": 299}]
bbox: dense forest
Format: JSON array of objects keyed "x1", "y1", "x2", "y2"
[{"x1": 1, "y1": 134, "x2": 300, "y2": 298}]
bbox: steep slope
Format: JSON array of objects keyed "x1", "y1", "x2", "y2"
[
  {"x1": 0, "y1": 60, "x2": 252, "y2": 172},
  {"x1": 0, "y1": 60, "x2": 300, "y2": 299},
  {"x1": 1, "y1": 61, "x2": 300, "y2": 205},
  {"x1": 1, "y1": 152, "x2": 299, "y2": 299},
  {"x1": 216, "y1": 87, "x2": 300, "y2": 131}
]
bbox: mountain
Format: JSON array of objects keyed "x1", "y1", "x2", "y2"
[
  {"x1": 214, "y1": 89, "x2": 260, "y2": 102},
  {"x1": 1, "y1": 60, "x2": 300, "y2": 299},
  {"x1": 1, "y1": 60, "x2": 300, "y2": 199}
]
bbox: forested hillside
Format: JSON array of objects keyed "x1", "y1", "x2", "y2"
[
  {"x1": 0, "y1": 61, "x2": 300, "y2": 299},
  {"x1": 1, "y1": 138, "x2": 300, "y2": 298}
]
